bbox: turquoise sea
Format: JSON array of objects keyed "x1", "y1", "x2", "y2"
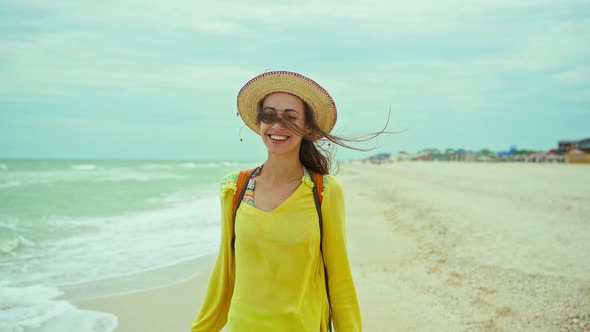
[{"x1": 0, "y1": 160, "x2": 256, "y2": 331}]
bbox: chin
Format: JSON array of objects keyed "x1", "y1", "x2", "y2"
[{"x1": 263, "y1": 140, "x2": 301, "y2": 157}]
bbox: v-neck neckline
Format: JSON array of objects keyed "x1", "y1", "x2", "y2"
[
  {"x1": 246, "y1": 164, "x2": 309, "y2": 213},
  {"x1": 249, "y1": 180, "x2": 305, "y2": 213}
]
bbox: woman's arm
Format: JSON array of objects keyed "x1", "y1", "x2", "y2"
[
  {"x1": 321, "y1": 176, "x2": 362, "y2": 332},
  {"x1": 191, "y1": 172, "x2": 238, "y2": 332}
]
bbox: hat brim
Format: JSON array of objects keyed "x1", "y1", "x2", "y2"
[{"x1": 237, "y1": 71, "x2": 337, "y2": 139}]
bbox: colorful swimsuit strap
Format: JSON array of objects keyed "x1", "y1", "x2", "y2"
[
  {"x1": 241, "y1": 165, "x2": 310, "y2": 207},
  {"x1": 241, "y1": 166, "x2": 261, "y2": 207}
]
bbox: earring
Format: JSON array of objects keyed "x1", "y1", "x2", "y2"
[{"x1": 239, "y1": 124, "x2": 246, "y2": 143}]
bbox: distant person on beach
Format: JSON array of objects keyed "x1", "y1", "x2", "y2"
[{"x1": 191, "y1": 71, "x2": 383, "y2": 332}]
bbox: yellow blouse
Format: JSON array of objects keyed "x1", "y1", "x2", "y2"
[{"x1": 191, "y1": 171, "x2": 362, "y2": 332}]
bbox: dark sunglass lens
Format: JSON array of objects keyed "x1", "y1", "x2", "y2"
[{"x1": 259, "y1": 112, "x2": 278, "y2": 124}]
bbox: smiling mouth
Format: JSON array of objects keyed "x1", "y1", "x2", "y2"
[{"x1": 269, "y1": 134, "x2": 290, "y2": 142}]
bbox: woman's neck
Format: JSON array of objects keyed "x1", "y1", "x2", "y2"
[{"x1": 260, "y1": 154, "x2": 304, "y2": 184}]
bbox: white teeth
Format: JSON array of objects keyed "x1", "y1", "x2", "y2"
[{"x1": 270, "y1": 135, "x2": 288, "y2": 141}]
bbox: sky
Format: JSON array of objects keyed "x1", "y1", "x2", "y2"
[{"x1": 0, "y1": 0, "x2": 589, "y2": 161}]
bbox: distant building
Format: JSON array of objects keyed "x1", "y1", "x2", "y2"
[
  {"x1": 576, "y1": 137, "x2": 590, "y2": 153},
  {"x1": 563, "y1": 137, "x2": 590, "y2": 163},
  {"x1": 558, "y1": 140, "x2": 576, "y2": 154},
  {"x1": 397, "y1": 151, "x2": 412, "y2": 161},
  {"x1": 557, "y1": 138, "x2": 590, "y2": 154},
  {"x1": 446, "y1": 149, "x2": 466, "y2": 161},
  {"x1": 367, "y1": 153, "x2": 392, "y2": 165}
]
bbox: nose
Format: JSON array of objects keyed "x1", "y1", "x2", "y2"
[{"x1": 271, "y1": 121, "x2": 285, "y2": 130}]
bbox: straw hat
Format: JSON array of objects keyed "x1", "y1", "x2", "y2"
[{"x1": 236, "y1": 71, "x2": 337, "y2": 138}]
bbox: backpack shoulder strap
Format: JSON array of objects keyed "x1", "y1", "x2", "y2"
[
  {"x1": 310, "y1": 171, "x2": 332, "y2": 332},
  {"x1": 231, "y1": 168, "x2": 256, "y2": 250},
  {"x1": 311, "y1": 171, "x2": 324, "y2": 206}
]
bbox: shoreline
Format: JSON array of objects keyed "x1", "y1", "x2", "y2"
[
  {"x1": 69, "y1": 254, "x2": 217, "y2": 332},
  {"x1": 67, "y1": 163, "x2": 590, "y2": 331},
  {"x1": 63, "y1": 255, "x2": 217, "y2": 302}
]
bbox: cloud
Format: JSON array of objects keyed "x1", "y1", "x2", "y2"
[
  {"x1": 0, "y1": 27, "x2": 255, "y2": 101},
  {"x1": 1, "y1": 0, "x2": 588, "y2": 157},
  {"x1": 554, "y1": 66, "x2": 590, "y2": 85}
]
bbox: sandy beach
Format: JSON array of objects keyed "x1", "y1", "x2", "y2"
[{"x1": 70, "y1": 162, "x2": 590, "y2": 331}]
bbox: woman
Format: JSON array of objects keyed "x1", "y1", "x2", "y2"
[{"x1": 191, "y1": 71, "x2": 362, "y2": 332}]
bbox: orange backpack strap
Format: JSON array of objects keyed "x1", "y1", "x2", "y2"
[
  {"x1": 231, "y1": 168, "x2": 256, "y2": 250},
  {"x1": 311, "y1": 171, "x2": 324, "y2": 206},
  {"x1": 310, "y1": 171, "x2": 331, "y2": 331}
]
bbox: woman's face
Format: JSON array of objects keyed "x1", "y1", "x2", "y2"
[{"x1": 258, "y1": 92, "x2": 308, "y2": 157}]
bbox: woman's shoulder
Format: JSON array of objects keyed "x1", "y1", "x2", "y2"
[
  {"x1": 219, "y1": 170, "x2": 241, "y2": 197},
  {"x1": 322, "y1": 174, "x2": 339, "y2": 184},
  {"x1": 219, "y1": 168, "x2": 258, "y2": 196},
  {"x1": 221, "y1": 170, "x2": 240, "y2": 185},
  {"x1": 316, "y1": 174, "x2": 345, "y2": 205},
  {"x1": 321, "y1": 174, "x2": 343, "y2": 193},
  {"x1": 305, "y1": 173, "x2": 342, "y2": 198}
]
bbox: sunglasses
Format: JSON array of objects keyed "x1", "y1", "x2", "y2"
[{"x1": 257, "y1": 108, "x2": 300, "y2": 124}]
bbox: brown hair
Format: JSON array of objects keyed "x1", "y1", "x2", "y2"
[{"x1": 256, "y1": 98, "x2": 391, "y2": 175}]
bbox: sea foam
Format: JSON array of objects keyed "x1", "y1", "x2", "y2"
[
  {"x1": 0, "y1": 235, "x2": 35, "y2": 255},
  {"x1": 0, "y1": 284, "x2": 117, "y2": 332}
]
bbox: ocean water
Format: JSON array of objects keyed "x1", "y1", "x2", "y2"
[{"x1": 0, "y1": 160, "x2": 256, "y2": 332}]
